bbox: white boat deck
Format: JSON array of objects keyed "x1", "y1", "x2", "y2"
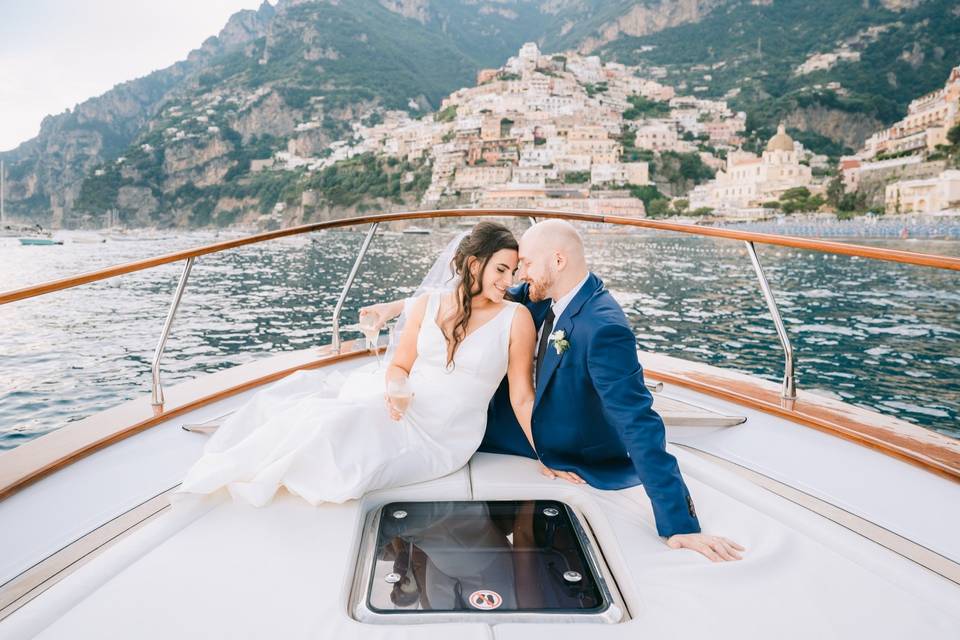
[
  {"x1": 2, "y1": 450, "x2": 958, "y2": 639},
  {"x1": 1, "y1": 354, "x2": 959, "y2": 639},
  {"x1": 0, "y1": 357, "x2": 744, "y2": 592}
]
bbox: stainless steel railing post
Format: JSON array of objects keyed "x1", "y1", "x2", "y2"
[
  {"x1": 331, "y1": 222, "x2": 379, "y2": 353},
  {"x1": 744, "y1": 241, "x2": 796, "y2": 402},
  {"x1": 151, "y1": 257, "x2": 195, "y2": 406}
]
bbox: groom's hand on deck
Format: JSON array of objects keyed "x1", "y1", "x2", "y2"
[
  {"x1": 667, "y1": 533, "x2": 745, "y2": 562},
  {"x1": 536, "y1": 465, "x2": 743, "y2": 560},
  {"x1": 539, "y1": 464, "x2": 586, "y2": 484}
]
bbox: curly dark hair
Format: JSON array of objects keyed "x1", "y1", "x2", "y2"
[{"x1": 442, "y1": 221, "x2": 518, "y2": 367}]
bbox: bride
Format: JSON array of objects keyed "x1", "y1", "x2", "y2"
[{"x1": 177, "y1": 221, "x2": 538, "y2": 506}]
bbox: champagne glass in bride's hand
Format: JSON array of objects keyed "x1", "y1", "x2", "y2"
[
  {"x1": 386, "y1": 376, "x2": 413, "y2": 421},
  {"x1": 358, "y1": 310, "x2": 383, "y2": 368}
]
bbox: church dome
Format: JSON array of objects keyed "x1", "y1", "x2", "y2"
[{"x1": 766, "y1": 124, "x2": 794, "y2": 152}]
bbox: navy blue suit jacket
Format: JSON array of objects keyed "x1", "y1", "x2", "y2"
[{"x1": 480, "y1": 273, "x2": 701, "y2": 537}]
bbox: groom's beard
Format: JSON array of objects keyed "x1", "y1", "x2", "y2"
[{"x1": 527, "y1": 277, "x2": 552, "y2": 302}]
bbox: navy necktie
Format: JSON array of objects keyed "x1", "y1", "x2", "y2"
[{"x1": 535, "y1": 307, "x2": 555, "y2": 385}]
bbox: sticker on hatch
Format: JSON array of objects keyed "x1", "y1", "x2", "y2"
[{"x1": 468, "y1": 589, "x2": 503, "y2": 610}]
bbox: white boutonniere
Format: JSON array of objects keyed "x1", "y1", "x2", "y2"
[{"x1": 549, "y1": 329, "x2": 570, "y2": 355}]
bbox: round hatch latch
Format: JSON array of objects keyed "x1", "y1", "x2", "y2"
[
  {"x1": 563, "y1": 571, "x2": 582, "y2": 583},
  {"x1": 542, "y1": 507, "x2": 559, "y2": 517},
  {"x1": 384, "y1": 572, "x2": 402, "y2": 584},
  {"x1": 392, "y1": 509, "x2": 408, "y2": 519}
]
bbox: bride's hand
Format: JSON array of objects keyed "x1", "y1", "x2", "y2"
[
  {"x1": 539, "y1": 464, "x2": 586, "y2": 485},
  {"x1": 360, "y1": 301, "x2": 402, "y2": 331},
  {"x1": 360, "y1": 307, "x2": 385, "y2": 331},
  {"x1": 385, "y1": 394, "x2": 403, "y2": 421}
]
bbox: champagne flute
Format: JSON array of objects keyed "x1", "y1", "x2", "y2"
[
  {"x1": 386, "y1": 376, "x2": 413, "y2": 418},
  {"x1": 358, "y1": 310, "x2": 383, "y2": 368}
]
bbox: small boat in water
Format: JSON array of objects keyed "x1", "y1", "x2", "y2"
[
  {"x1": 18, "y1": 237, "x2": 63, "y2": 246},
  {"x1": 69, "y1": 234, "x2": 107, "y2": 244},
  {"x1": 1, "y1": 224, "x2": 44, "y2": 238},
  {"x1": 0, "y1": 209, "x2": 958, "y2": 639},
  {"x1": 402, "y1": 225, "x2": 432, "y2": 235}
]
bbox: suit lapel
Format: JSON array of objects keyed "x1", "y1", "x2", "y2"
[{"x1": 533, "y1": 273, "x2": 601, "y2": 410}]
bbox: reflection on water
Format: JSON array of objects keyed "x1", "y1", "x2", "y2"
[{"x1": 1, "y1": 226, "x2": 958, "y2": 450}]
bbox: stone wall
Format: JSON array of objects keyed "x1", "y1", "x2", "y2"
[{"x1": 858, "y1": 160, "x2": 947, "y2": 207}]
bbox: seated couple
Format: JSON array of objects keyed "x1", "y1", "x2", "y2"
[{"x1": 178, "y1": 219, "x2": 744, "y2": 562}]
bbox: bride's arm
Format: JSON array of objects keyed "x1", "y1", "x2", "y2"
[
  {"x1": 384, "y1": 295, "x2": 427, "y2": 420},
  {"x1": 506, "y1": 306, "x2": 537, "y2": 451}
]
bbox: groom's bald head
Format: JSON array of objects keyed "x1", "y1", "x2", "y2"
[
  {"x1": 518, "y1": 220, "x2": 588, "y2": 302},
  {"x1": 521, "y1": 219, "x2": 585, "y2": 262}
]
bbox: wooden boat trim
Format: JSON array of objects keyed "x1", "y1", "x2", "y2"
[
  {"x1": 2, "y1": 345, "x2": 956, "y2": 505},
  {"x1": 3, "y1": 208, "x2": 959, "y2": 305},
  {"x1": 0, "y1": 340, "x2": 376, "y2": 501},
  {"x1": 639, "y1": 351, "x2": 960, "y2": 481}
]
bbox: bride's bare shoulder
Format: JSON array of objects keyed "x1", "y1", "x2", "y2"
[
  {"x1": 509, "y1": 303, "x2": 534, "y2": 334},
  {"x1": 406, "y1": 293, "x2": 431, "y2": 324}
]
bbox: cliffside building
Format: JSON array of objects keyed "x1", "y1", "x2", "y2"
[
  {"x1": 690, "y1": 124, "x2": 813, "y2": 211},
  {"x1": 884, "y1": 170, "x2": 960, "y2": 214},
  {"x1": 860, "y1": 66, "x2": 960, "y2": 160}
]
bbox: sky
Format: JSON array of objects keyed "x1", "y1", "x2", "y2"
[{"x1": 0, "y1": 0, "x2": 268, "y2": 152}]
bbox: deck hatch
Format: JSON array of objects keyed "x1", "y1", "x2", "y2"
[{"x1": 352, "y1": 500, "x2": 621, "y2": 624}]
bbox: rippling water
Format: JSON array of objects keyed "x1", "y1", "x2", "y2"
[{"x1": 1, "y1": 224, "x2": 958, "y2": 451}]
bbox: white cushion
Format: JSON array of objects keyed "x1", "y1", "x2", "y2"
[
  {"x1": 4, "y1": 468, "x2": 484, "y2": 640},
  {"x1": 469, "y1": 451, "x2": 960, "y2": 640}
]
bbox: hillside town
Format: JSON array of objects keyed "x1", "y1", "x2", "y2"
[
  {"x1": 100, "y1": 47, "x2": 960, "y2": 225},
  {"x1": 15, "y1": 44, "x2": 958, "y2": 230},
  {"x1": 255, "y1": 42, "x2": 960, "y2": 222},
  {"x1": 259, "y1": 42, "x2": 753, "y2": 218}
]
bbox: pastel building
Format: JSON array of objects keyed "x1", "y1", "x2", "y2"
[
  {"x1": 590, "y1": 162, "x2": 649, "y2": 186},
  {"x1": 884, "y1": 170, "x2": 960, "y2": 213},
  {"x1": 633, "y1": 122, "x2": 679, "y2": 151},
  {"x1": 860, "y1": 66, "x2": 960, "y2": 159},
  {"x1": 690, "y1": 125, "x2": 813, "y2": 211},
  {"x1": 477, "y1": 186, "x2": 646, "y2": 217}
]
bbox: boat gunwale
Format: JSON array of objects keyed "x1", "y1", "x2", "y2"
[
  {"x1": 1, "y1": 344, "x2": 956, "y2": 508},
  {"x1": 0, "y1": 340, "x2": 374, "y2": 501}
]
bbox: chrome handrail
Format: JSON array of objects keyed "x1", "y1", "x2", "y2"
[
  {"x1": 151, "y1": 257, "x2": 194, "y2": 406},
  {"x1": 331, "y1": 222, "x2": 379, "y2": 353},
  {"x1": 744, "y1": 241, "x2": 796, "y2": 403},
  {"x1": 3, "y1": 209, "x2": 959, "y2": 409}
]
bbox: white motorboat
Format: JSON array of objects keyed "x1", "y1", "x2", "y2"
[
  {"x1": 68, "y1": 234, "x2": 106, "y2": 244},
  {"x1": 0, "y1": 209, "x2": 958, "y2": 639},
  {"x1": 16, "y1": 238, "x2": 62, "y2": 246}
]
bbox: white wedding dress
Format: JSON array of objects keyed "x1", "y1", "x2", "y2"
[{"x1": 177, "y1": 293, "x2": 519, "y2": 506}]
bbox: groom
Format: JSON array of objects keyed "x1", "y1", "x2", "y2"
[{"x1": 363, "y1": 220, "x2": 743, "y2": 562}]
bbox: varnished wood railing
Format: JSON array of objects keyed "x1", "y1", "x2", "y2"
[{"x1": 2, "y1": 208, "x2": 959, "y2": 305}]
